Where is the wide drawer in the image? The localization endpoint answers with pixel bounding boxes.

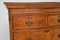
[13,27,60,40]
[14,29,46,40]
[13,13,46,29]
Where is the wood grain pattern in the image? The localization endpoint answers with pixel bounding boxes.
[14,30,46,40]
[13,14,46,29]
[48,15,60,27]
[9,8,60,13]
[4,2,60,40]
[53,29,60,40]
[13,29,55,40]
[4,2,60,9]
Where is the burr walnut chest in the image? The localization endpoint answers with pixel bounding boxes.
[4,2,60,40]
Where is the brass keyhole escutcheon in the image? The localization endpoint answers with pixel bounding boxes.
[26,21,32,26]
[25,37,32,40]
[26,16,32,26]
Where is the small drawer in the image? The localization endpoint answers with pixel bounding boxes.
[14,30,46,40]
[52,28,60,40]
[48,15,60,27]
[13,14,46,29]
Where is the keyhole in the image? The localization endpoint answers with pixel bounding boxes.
[26,21,32,26]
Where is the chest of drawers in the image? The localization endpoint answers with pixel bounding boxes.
[4,2,60,40]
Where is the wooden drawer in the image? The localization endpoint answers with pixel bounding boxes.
[14,29,47,40]
[53,28,60,40]
[13,14,46,29]
[13,28,55,40]
[48,15,60,27]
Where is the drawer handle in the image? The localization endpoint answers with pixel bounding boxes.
[58,34,60,38]
[44,29,49,33]
[26,16,32,19]
[26,21,32,26]
[25,37,32,40]
[57,19,60,23]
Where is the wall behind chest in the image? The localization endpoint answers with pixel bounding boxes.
[1,0,60,2]
[0,2,10,40]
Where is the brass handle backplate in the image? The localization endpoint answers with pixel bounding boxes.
[26,21,32,26]
[26,16,32,26]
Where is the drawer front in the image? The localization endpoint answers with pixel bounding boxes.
[13,28,60,40]
[53,28,60,40]
[13,14,46,29]
[48,15,60,27]
[14,30,46,40]
[45,29,54,40]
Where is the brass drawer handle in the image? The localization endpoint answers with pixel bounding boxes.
[58,34,60,38]
[57,19,60,23]
[26,16,32,19]
[26,21,32,26]
[25,37,32,40]
[25,16,32,26]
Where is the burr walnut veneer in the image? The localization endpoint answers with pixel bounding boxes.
[4,2,60,40]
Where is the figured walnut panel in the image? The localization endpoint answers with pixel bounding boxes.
[9,8,60,13]
[52,28,60,40]
[13,14,46,29]
[48,15,60,27]
[14,30,46,40]
[14,29,54,40]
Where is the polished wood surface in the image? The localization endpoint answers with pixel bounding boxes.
[4,2,60,40]
[4,2,60,9]
[13,14,46,29]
